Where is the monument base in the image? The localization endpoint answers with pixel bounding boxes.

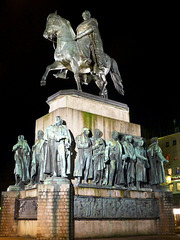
[0,179,74,240]
[74,186,175,239]
[0,184,175,239]
[37,178,73,240]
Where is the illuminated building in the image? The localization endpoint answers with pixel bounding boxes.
[158,132,180,231]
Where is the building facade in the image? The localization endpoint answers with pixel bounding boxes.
[158,132,180,231]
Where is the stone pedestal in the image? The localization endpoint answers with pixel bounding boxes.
[35,90,141,140]
[0,179,73,240]
[0,184,175,239]
[74,186,175,239]
[37,178,73,240]
[0,191,19,237]
[155,191,175,234]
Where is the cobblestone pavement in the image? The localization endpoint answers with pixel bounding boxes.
[0,235,180,240]
[76,234,180,240]
[0,238,35,240]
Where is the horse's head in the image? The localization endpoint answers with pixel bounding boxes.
[43,11,76,42]
[43,11,61,40]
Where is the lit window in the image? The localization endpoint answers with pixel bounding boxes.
[176,167,180,175]
[166,176,171,184]
[173,208,180,214]
[168,168,172,176]
[177,183,180,191]
[169,184,173,192]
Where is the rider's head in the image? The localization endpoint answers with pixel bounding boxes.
[82,10,91,20]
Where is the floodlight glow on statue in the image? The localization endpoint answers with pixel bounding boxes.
[40,10,124,98]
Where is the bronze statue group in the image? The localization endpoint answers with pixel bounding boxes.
[11,10,169,191]
[12,116,168,190]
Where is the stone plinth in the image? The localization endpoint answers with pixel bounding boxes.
[0,183,175,239]
[155,191,175,234]
[0,191,19,237]
[74,186,175,239]
[35,90,141,141]
[47,89,130,121]
[37,177,73,240]
[0,179,73,240]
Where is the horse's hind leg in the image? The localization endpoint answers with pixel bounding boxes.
[94,74,108,98]
[100,75,108,98]
[40,61,64,86]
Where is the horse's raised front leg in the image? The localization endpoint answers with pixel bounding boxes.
[40,61,64,86]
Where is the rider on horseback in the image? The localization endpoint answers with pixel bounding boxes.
[76,10,106,74]
[41,10,124,98]
[56,10,106,80]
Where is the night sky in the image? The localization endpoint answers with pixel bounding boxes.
[0,0,177,191]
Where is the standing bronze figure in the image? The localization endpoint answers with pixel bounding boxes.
[12,135,31,186]
[103,130,124,186]
[44,116,72,178]
[147,137,168,185]
[31,130,47,184]
[134,138,149,189]
[73,128,93,184]
[122,135,136,189]
[40,11,124,98]
[91,129,105,185]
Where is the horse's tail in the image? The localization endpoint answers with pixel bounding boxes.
[110,58,124,95]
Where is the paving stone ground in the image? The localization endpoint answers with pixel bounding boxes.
[1,235,180,240]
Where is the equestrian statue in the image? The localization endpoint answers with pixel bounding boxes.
[40,10,124,98]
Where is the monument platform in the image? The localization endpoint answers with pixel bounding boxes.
[0,179,73,239]
[35,90,141,141]
[73,186,174,239]
[0,184,175,239]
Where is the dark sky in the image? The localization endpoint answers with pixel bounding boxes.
[0,0,177,190]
